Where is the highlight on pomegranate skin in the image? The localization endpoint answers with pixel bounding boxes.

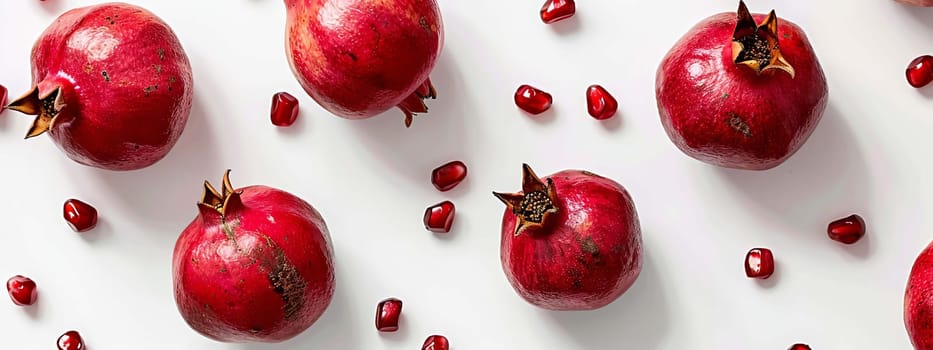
[271,92,300,127]
[56,330,85,350]
[514,85,553,115]
[540,0,576,24]
[656,1,828,170]
[283,0,444,127]
[375,298,403,332]
[745,248,775,279]
[5,3,194,171]
[6,275,38,306]
[907,55,933,88]
[493,164,643,310]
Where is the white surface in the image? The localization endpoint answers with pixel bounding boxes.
[0,0,930,348]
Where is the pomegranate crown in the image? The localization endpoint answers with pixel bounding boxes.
[198,169,244,219]
[5,86,67,139]
[492,164,560,236]
[731,0,795,78]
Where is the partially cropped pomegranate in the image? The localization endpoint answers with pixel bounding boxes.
[284,0,443,127]
[906,241,933,349]
[897,0,933,6]
[173,171,335,343]
[493,164,643,310]
[5,3,193,170]
[656,1,827,170]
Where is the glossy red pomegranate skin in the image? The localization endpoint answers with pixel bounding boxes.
[656,9,827,170]
[906,241,933,349]
[284,0,443,126]
[173,173,335,343]
[8,3,192,170]
[498,167,642,310]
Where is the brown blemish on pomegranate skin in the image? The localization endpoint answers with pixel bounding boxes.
[727,112,752,137]
[263,235,307,321]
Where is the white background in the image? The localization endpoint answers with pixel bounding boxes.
[0,0,930,348]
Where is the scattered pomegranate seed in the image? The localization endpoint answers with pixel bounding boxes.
[57,330,85,350]
[827,214,866,245]
[907,55,933,88]
[540,0,576,24]
[422,335,450,350]
[6,275,37,306]
[270,92,300,127]
[423,201,455,233]
[788,344,811,350]
[432,161,468,192]
[745,248,774,279]
[63,199,98,232]
[375,298,403,332]
[586,85,618,120]
[514,85,552,115]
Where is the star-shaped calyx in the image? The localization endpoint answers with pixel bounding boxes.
[731,1,795,78]
[198,169,244,221]
[493,164,560,236]
[397,78,436,127]
[5,86,67,139]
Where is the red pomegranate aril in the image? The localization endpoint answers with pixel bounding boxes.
[432,161,468,192]
[63,199,98,232]
[0,84,7,114]
[788,344,811,350]
[375,298,403,332]
[423,201,455,233]
[422,335,450,350]
[6,275,38,306]
[745,248,774,279]
[907,55,933,88]
[540,0,576,24]
[57,331,84,350]
[828,214,866,245]
[271,92,300,127]
[514,85,553,115]
[586,85,618,120]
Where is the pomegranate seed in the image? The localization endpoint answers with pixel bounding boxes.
[827,214,866,245]
[270,92,299,127]
[375,298,403,332]
[6,275,37,306]
[540,0,576,24]
[745,248,774,279]
[423,201,455,233]
[57,330,85,350]
[63,199,98,232]
[422,335,450,350]
[514,85,552,115]
[431,161,468,192]
[586,85,618,120]
[788,344,811,350]
[907,55,933,88]
[0,84,7,113]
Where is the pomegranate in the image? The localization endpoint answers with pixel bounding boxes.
[0,84,7,114]
[908,56,933,88]
[493,164,642,310]
[431,161,467,192]
[745,248,774,279]
[905,240,933,349]
[375,298,403,332]
[6,275,38,306]
[514,85,553,115]
[172,171,335,343]
[422,335,449,350]
[540,0,576,24]
[283,0,443,127]
[897,0,933,6]
[5,3,193,171]
[423,201,455,233]
[586,85,618,121]
[656,1,828,170]
[57,331,84,350]
[271,92,299,127]
[789,344,811,350]
[63,198,98,232]
[827,214,866,245]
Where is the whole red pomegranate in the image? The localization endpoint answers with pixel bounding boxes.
[906,241,933,349]
[6,3,192,171]
[897,0,933,6]
[172,171,335,343]
[655,1,827,170]
[493,164,643,310]
[284,0,443,127]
